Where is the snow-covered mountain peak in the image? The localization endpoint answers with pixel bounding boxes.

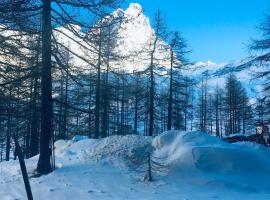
[116,3,153,55]
[125,3,143,17]
[110,3,172,72]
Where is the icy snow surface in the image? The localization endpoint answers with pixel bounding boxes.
[1,131,270,200]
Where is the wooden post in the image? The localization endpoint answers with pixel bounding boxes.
[148,153,152,182]
[14,136,33,200]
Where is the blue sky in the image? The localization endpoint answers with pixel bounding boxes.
[124,0,270,63]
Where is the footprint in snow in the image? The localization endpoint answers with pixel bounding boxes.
[87,189,106,194]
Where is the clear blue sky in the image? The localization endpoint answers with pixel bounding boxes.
[123,0,270,63]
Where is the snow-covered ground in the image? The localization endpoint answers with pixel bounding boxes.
[1,131,270,200]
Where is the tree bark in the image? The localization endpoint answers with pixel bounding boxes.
[37,0,53,174]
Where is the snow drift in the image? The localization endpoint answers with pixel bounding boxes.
[55,135,152,167]
[153,131,270,192]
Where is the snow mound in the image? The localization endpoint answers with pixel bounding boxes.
[152,131,225,164]
[153,131,270,191]
[153,131,224,150]
[55,135,152,166]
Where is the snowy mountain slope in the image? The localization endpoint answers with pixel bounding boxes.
[186,58,262,102]
[1,131,270,200]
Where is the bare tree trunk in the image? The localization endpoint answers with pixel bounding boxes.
[101,63,109,138]
[95,38,102,139]
[134,90,138,134]
[63,73,68,139]
[30,77,39,157]
[37,0,53,174]
[167,49,173,130]
[6,87,12,161]
[149,50,155,136]
[215,91,220,137]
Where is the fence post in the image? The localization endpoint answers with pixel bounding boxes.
[148,153,152,182]
[14,136,33,200]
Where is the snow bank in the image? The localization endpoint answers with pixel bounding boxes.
[152,131,226,165]
[54,135,89,154]
[153,130,270,191]
[55,135,152,167]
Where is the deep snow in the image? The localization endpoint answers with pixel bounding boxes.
[1,131,270,200]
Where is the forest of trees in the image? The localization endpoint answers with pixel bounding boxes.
[0,0,268,176]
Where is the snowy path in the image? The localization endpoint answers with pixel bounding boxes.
[0,159,184,200]
[1,159,270,200]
